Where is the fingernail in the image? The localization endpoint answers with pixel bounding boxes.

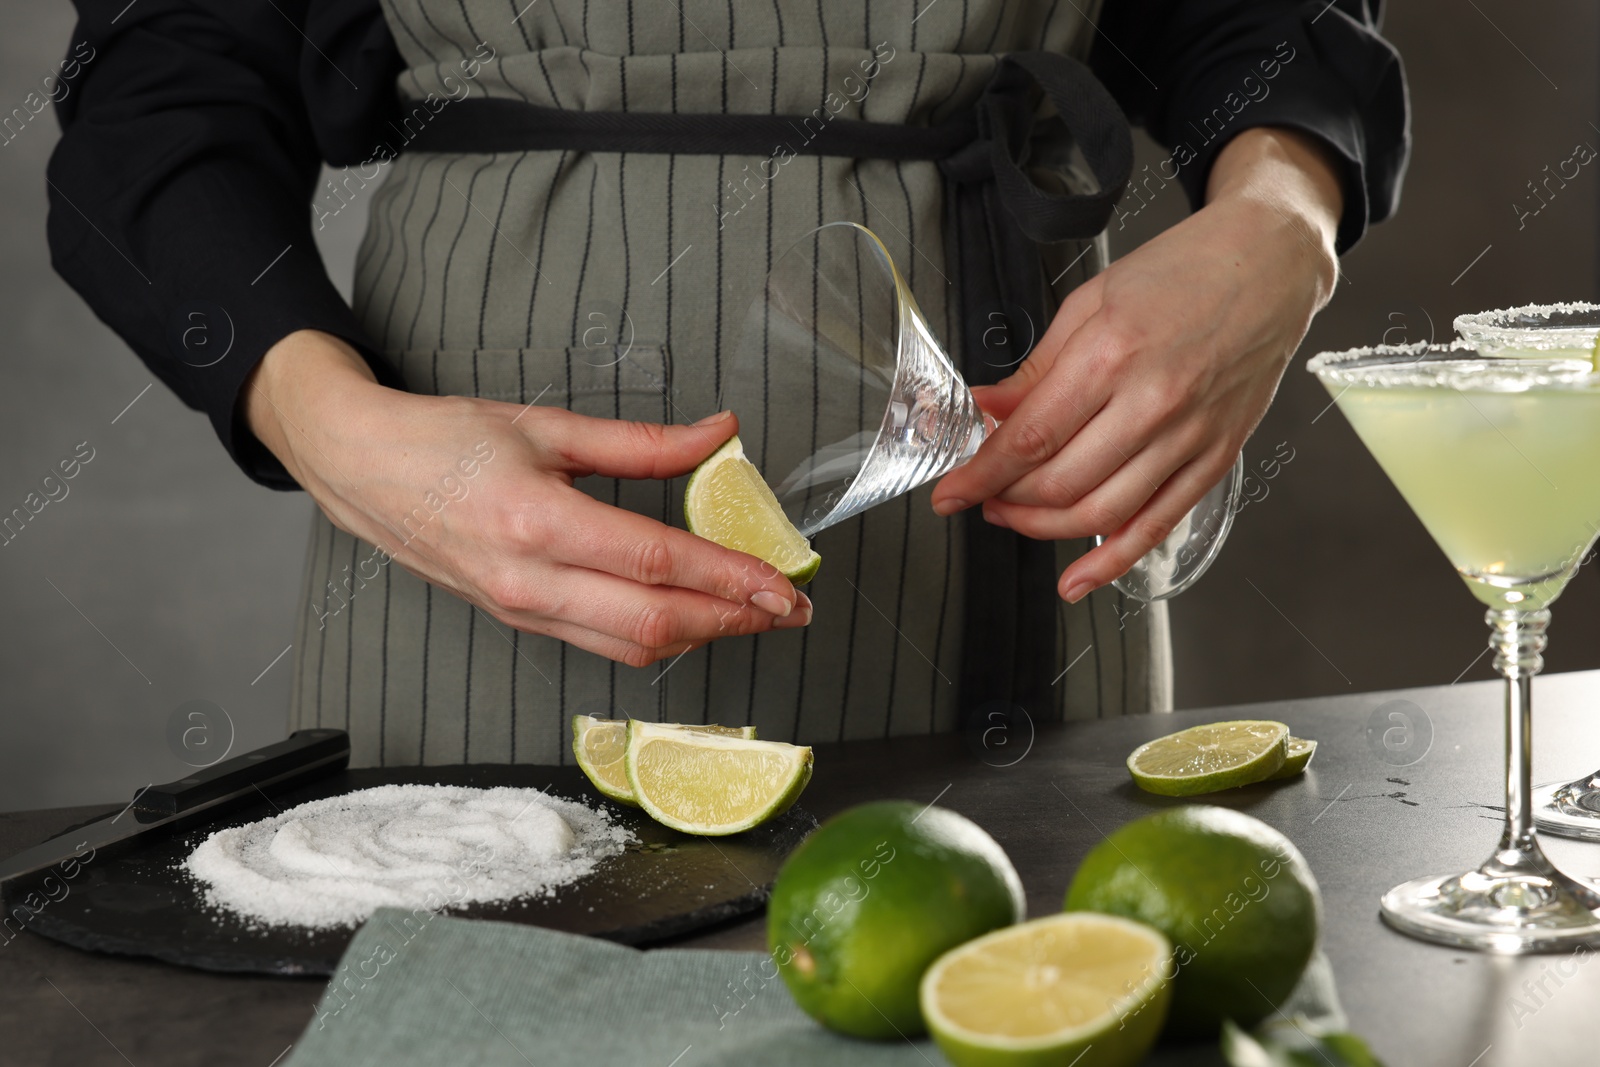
[984,507,1010,529]
[1062,580,1094,604]
[693,410,733,426]
[751,590,793,617]
[774,595,813,628]
[933,497,968,517]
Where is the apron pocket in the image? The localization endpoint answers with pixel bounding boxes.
[388,345,680,523]
[387,345,674,412]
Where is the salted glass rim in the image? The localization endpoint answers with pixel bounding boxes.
[1453,300,1600,347]
[1306,339,1598,391]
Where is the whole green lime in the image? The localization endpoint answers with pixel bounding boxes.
[1063,805,1320,1038]
[767,800,1025,1039]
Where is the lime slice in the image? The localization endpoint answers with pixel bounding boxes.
[1266,736,1317,781]
[920,912,1172,1067]
[684,435,821,584]
[1126,720,1289,797]
[624,720,812,835]
[571,715,756,806]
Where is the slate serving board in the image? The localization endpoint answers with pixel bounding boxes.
[6,764,816,976]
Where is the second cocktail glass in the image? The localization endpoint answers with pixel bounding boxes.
[1311,340,1600,952]
[1455,304,1600,841]
[720,221,1243,603]
[1455,301,1600,358]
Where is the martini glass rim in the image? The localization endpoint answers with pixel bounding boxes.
[1454,300,1600,348]
[1306,339,1598,391]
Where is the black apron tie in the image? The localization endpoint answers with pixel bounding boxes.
[403,51,1134,727]
[930,53,1131,731]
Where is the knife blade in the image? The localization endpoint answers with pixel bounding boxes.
[0,728,349,886]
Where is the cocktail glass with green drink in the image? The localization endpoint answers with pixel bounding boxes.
[1310,340,1600,952]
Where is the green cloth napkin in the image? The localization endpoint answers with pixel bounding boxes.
[284,908,1347,1067]
[285,907,936,1067]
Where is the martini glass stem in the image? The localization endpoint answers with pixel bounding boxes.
[1489,608,1548,867]
[1376,579,1600,950]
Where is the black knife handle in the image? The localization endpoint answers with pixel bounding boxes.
[134,729,350,816]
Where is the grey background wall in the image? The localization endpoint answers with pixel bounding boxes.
[0,2,1594,810]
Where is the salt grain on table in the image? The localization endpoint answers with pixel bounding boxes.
[183,785,633,929]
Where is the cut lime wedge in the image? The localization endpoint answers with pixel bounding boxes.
[684,435,821,585]
[1126,720,1290,797]
[571,715,756,806]
[920,912,1172,1067]
[624,720,812,835]
[1266,736,1317,781]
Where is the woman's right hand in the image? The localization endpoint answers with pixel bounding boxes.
[242,330,811,667]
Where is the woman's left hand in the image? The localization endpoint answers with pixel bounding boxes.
[929,127,1345,603]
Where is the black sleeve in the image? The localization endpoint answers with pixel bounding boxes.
[1090,0,1410,254]
[46,0,407,491]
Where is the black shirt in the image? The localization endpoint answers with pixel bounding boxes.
[45,0,1409,491]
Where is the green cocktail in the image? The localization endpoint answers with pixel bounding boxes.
[1312,341,1600,952]
[1334,360,1600,610]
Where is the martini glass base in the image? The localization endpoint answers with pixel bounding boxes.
[1533,777,1600,840]
[1380,850,1600,952]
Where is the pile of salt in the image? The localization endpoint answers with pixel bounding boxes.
[184,784,633,929]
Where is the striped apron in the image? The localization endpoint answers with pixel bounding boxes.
[288,0,1173,767]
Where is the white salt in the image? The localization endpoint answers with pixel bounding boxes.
[184,784,634,929]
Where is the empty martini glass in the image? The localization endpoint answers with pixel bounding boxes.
[720,221,1243,603]
[1311,340,1600,952]
[1456,304,1600,840]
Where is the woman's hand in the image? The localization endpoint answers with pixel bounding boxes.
[930,127,1344,602]
[243,330,810,667]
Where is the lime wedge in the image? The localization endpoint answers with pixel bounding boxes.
[920,912,1172,1067]
[684,435,821,585]
[624,720,812,835]
[1126,720,1289,797]
[571,715,756,806]
[1266,736,1317,781]
[1591,329,1600,372]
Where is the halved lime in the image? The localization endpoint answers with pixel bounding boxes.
[920,912,1172,1067]
[624,720,812,835]
[1267,736,1317,781]
[571,715,756,806]
[1126,720,1289,797]
[684,435,821,585]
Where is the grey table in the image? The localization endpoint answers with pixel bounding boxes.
[5,670,1600,1067]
